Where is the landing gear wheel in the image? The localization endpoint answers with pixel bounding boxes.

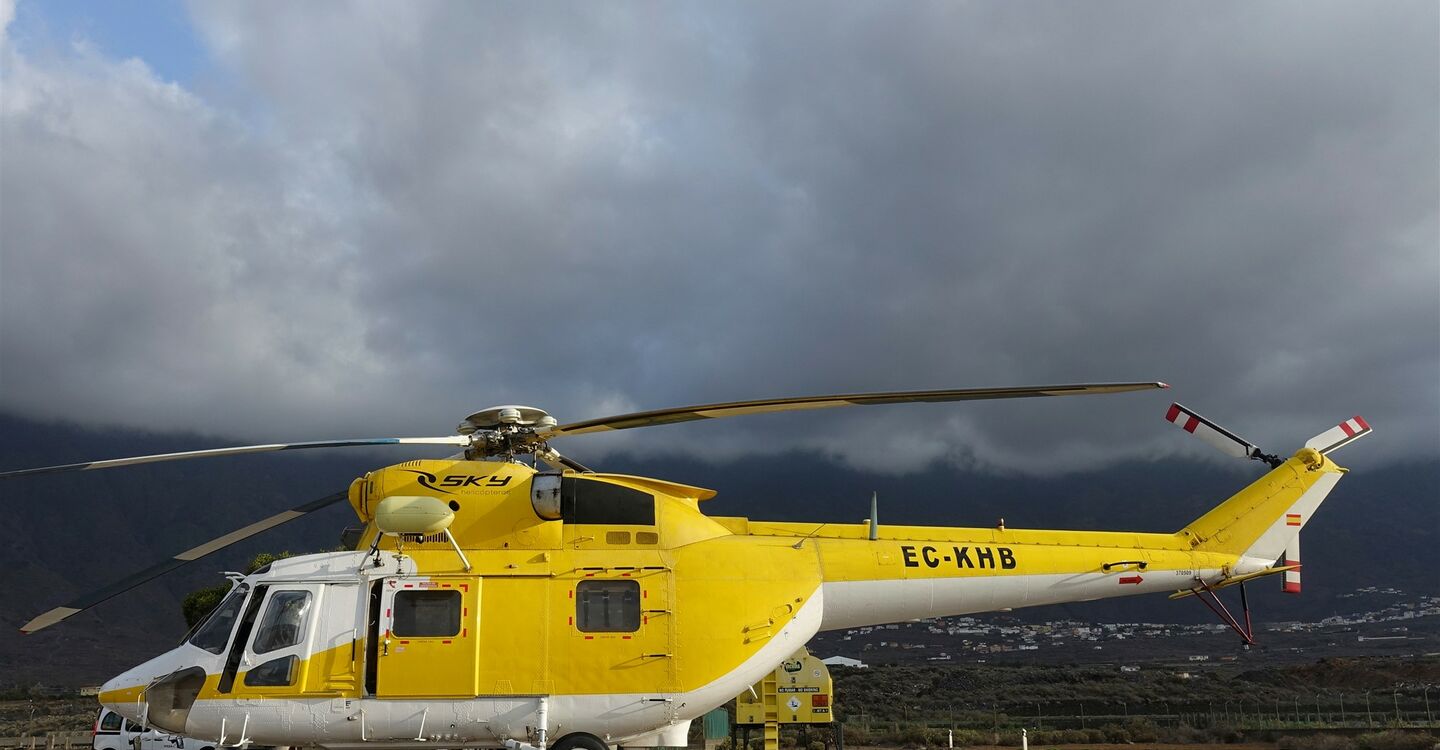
[551,733,609,750]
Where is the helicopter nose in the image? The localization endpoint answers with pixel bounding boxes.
[98,655,209,734]
[97,668,151,724]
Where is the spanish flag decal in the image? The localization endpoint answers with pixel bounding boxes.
[1286,513,1302,527]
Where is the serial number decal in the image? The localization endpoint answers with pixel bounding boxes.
[900,544,1017,570]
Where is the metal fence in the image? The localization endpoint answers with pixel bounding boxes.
[0,732,89,750]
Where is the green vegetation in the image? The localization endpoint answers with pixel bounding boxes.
[719,657,1440,747]
[1279,731,1440,750]
[180,551,295,628]
[827,657,1440,728]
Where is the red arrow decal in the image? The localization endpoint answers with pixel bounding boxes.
[1118,575,1144,585]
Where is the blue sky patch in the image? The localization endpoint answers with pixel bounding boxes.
[9,0,207,84]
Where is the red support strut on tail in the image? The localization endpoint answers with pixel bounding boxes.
[1191,580,1258,646]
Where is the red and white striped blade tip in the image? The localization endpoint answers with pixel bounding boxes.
[1164,403,1254,460]
[1304,416,1372,455]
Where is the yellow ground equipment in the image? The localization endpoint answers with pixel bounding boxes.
[735,647,834,750]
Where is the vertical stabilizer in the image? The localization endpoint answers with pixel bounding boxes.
[1178,449,1344,562]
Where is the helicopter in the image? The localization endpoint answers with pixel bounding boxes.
[2,383,1372,750]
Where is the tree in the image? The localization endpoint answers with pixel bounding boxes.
[181,551,294,628]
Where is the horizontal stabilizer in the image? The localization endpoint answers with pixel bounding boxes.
[1165,403,1278,466]
[1168,564,1301,600]
[1304,416,1372,455]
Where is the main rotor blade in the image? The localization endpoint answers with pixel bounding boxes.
[547,382,1168,437]
[0,436,471,480]
[20,490,349,634]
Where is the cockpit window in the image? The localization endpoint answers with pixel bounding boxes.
[188,584,249,654]
[252,591,311,654]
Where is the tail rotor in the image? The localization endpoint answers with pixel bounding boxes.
[1164,403,1281,467]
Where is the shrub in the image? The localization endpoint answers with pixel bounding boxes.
[1032,729,1087,744]
[1356,730,1440,750]
[895,725,931,745]
[1279,735,1356,750]
[1157,724,1209,744]
[1100,724,1131,743]
[1123,718,1159,743]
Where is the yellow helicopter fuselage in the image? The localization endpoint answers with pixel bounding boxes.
[98,449,1345,749]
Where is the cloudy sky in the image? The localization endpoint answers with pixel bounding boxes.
[1,1,1435,475]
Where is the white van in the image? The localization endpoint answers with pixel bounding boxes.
[93,709,147,750]
[133,730,217,750]
[92,709,215,750]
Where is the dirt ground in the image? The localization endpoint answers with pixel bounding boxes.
[966,745,1276,750]
[845,745,1279,750]
[848,745,1279,750]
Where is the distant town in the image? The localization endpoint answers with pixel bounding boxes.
[810,588,1440,667]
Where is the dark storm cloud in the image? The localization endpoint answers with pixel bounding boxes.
[2,1,1435,472]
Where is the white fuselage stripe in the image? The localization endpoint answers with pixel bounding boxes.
[819,569,1214,632]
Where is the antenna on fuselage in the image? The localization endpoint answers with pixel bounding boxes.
[868,491,879,541]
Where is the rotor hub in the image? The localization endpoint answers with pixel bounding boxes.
[458,405,558,459]
[458,405,557,433]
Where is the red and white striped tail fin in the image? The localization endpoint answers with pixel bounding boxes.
[1282,535,1301,594]
[1304,416,1372,455]
[1165,403,1278,466]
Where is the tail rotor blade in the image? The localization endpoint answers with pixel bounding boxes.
[1164,403,1279,467]
[0,436,471,481]
[1304,416,1372,455]
[20,490,349,634]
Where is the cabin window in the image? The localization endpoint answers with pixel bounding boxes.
[252,591,311,654]
[99,713,122,733]
[243,655,297,687]
[576,580,640,633]
[392,590,461,637]
[188,584,250,655]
